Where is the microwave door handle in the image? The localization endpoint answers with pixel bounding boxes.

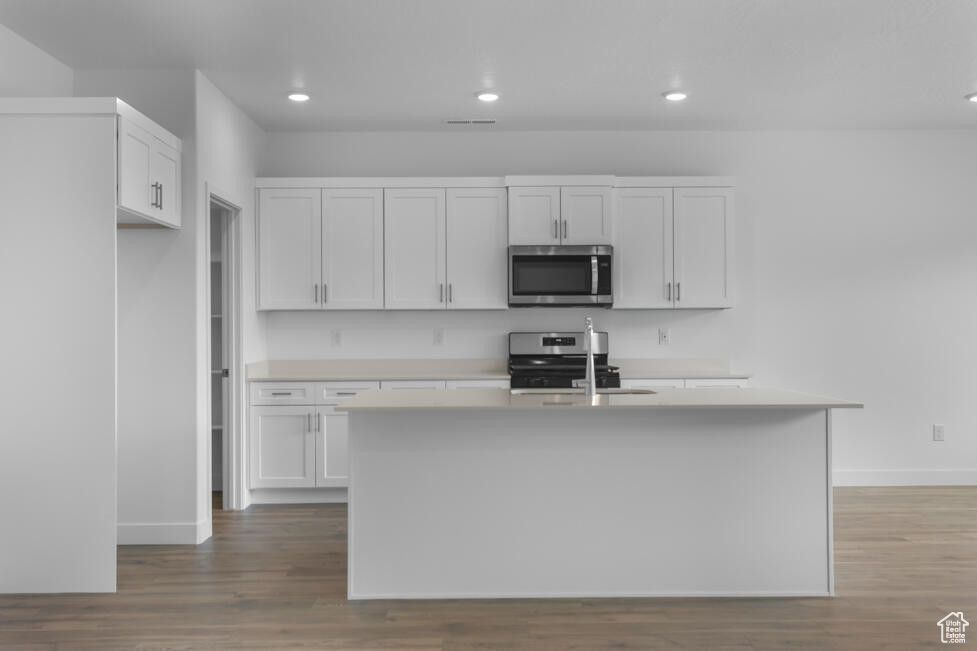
[591,256,599,295]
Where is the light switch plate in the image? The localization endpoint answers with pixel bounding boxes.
[933,424,945,441]
[658,328,670,345]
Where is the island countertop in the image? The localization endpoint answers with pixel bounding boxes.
[338,387,862,411]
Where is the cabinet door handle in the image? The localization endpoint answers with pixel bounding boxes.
[307,413,311,432]
[676,282,681,302]
[448,283,453,303]
[666,282,671,301]
[323,283,327,303]
[335,392,357,396]
[150,182,159,208]
[271,392,291,396]
[562,220,567,240]
[314,283,318,303]
[158,183,163,211]
[553,219,559,240]
[439,282,444,303]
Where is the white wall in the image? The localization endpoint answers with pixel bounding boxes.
[0,22,72,96]
[259,129,977,485]
[71,69,265,538]
[74,69,204,542]
[0,114,117,592]
[194,71,266,514]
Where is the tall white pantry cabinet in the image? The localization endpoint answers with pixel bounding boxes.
[0,97,182,595]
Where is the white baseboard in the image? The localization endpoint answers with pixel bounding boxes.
[250,488,348,504]
[833,469,977,486]
[118,518,210,545]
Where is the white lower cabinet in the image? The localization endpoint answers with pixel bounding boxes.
[250,382,378,491]
[316,404,349,488]
[249,405,316,488]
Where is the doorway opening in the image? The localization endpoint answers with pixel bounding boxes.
[207,192,242,514]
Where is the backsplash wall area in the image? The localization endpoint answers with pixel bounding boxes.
[262,307,742,362]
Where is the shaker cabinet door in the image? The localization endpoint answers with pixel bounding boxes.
[613,188,673,308]
[383,188,447,309]
[508,186,561,245]
[322,189,384,309]
[560,186,612,245]
[257,188,322,310]
[673,188,734,308]
[446,188,508,310]
[249,406,316,488]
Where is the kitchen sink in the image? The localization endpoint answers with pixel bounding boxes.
[509,388,656,395]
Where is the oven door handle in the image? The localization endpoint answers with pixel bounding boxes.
[591,256,599,295]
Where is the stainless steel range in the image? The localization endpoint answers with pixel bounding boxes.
[508,331,621,389]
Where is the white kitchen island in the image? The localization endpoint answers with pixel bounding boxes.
[340,387,861,600]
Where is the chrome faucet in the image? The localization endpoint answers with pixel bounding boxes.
[583,316,597,397]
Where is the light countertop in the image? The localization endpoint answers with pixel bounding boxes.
[246,359,509,381]
[246,358,749,382]
[338,387,862,412]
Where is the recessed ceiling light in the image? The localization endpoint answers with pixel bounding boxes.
[288,92,310,103]
[476,91,500,102]
[967,93,977,103]
[663,91,688,102]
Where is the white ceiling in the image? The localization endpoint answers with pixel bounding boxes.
[2,0,977,131]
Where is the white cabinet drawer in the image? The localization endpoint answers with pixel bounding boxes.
[314,381,380,403]
[380,380,447,390]
[621,378,686,389]
[250,382,316,405]
[445,379,510,389]
[685,378,749,388]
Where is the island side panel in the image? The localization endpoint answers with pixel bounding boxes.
[348,407,831,599]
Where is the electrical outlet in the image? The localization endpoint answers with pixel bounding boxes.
[933,424,945,442]
[433,328,445,346]
[658,328,670,345]
[331,330,342,346]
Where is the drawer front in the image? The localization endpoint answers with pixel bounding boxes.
[380,380,447,390]
[314,381,380,403]
[445,379,510,389]
[250,382,316,405]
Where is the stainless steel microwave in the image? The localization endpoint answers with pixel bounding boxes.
[508,245,613,307]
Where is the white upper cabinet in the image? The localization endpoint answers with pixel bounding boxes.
[508,186,561,245]
[117,116,181,228]
[509,185,612,245]
[560,186,613,245]
[383,188,447,309]
[446,188,508,310]
[673,188,734,309]
[613,188,674,308]
[322,189,384,310]
[257,188,322,310]
[150,140,180,227]
[118,118,154,218]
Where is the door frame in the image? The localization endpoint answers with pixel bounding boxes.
[205,183,246,512]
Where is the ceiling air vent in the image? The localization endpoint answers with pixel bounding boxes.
[444,119,497,125]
